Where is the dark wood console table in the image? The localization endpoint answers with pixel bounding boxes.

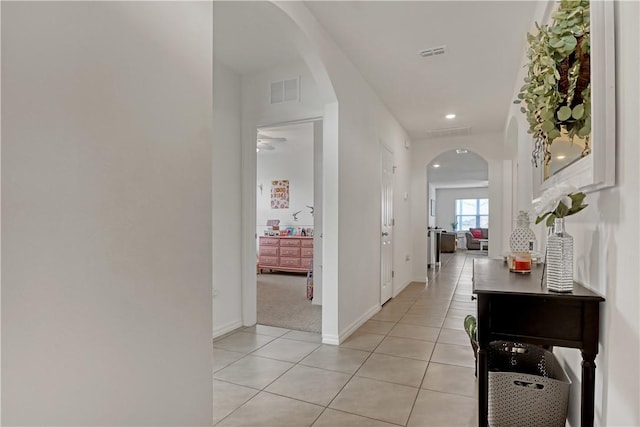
[472,259,604,427]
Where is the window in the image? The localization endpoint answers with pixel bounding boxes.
[454,199,489,231]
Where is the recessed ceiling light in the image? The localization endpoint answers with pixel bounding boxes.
[445,114,456,119]
[432,164,440,168]
[256,148,260,152]
[556,154,566,160]
[456,149,468,154]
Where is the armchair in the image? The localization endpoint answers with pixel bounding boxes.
[440,232,456,253]
[465,228,489,250]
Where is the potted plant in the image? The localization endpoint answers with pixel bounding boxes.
[514,0,591,167]
[450,221,458,231]
[464,314,478,377]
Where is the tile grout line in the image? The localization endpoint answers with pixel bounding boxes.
[405,251,467,426]
[433,255,466,344]
[319,285,441,426]
[214,331,321,425]
[392,253,458,426]
[314,311,401,426]
[215,252,477,426]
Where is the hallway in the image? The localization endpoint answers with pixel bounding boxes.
[213,251,480,426]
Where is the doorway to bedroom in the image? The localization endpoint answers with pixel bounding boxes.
[255,120,322,333]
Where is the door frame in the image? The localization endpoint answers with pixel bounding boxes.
[380,143,394,304]
[245,116,324,328]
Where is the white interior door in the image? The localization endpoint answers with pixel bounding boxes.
[381,145,394,304]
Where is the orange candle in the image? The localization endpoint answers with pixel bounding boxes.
[515,258,531,271]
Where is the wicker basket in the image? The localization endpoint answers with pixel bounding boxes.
[488,341,571,427]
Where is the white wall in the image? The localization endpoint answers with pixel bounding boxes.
[428,182,436,228]
[2,3,213,425]
[320,102,340,339]
[240,58,326,327]
[275,2,414,343]
[243,60,326,127]
[390,138,414,299]
[312,121,324,306]
[334,89,414,340]
[487,159,507,260]
[435,187,489,230]
[506,1,640,425]
[256,135,314,236]
[213,60,243,338]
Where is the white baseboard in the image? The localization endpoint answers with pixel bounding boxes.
[213,319,243,340]
[336,304,381,344]
[321,334,340,345]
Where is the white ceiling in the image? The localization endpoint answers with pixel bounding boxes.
[257,122,314,155]
[213,1,538,184]
[305,1,538,140]
[213,2,305,75]
[428,150,488,189]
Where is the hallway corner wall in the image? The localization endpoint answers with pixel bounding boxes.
[2,3,214,424]
[506,2,640,425]
[213,60,243,338]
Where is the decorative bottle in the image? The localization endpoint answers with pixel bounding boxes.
[509,211,536,253]
[508,211,536,273]
[546,218,573,292]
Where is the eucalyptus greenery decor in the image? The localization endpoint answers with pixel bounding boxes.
[514,0,591,167]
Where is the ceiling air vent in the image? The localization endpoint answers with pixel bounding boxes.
[270,77,300,104]
[419,45,447,58]
[425,126,472,139]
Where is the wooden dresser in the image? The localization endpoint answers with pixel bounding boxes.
[258,236,313,273]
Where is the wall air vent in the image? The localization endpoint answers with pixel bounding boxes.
[425,126,472,139]
[419,45,447,58]
[270,77,300,104]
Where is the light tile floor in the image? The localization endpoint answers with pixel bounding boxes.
[213,251,480,426]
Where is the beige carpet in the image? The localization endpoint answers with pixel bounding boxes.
[257,272,322,333]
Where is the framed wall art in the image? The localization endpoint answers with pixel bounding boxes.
[525,0,616,201]
[271,180,289,209]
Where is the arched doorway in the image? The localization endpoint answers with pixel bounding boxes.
[427,149,489,253]
[212,1,339,341]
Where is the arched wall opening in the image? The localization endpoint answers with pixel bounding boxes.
[212,1,339,341]
[426,149,489,238]
[221,2,341,341]
[273,2,416,344]
[218,1,428,345]
[410,133,513,281]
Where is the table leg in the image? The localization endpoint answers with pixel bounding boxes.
[581,351,596,427]
[478,345,488,427]
[476,295,490,427]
